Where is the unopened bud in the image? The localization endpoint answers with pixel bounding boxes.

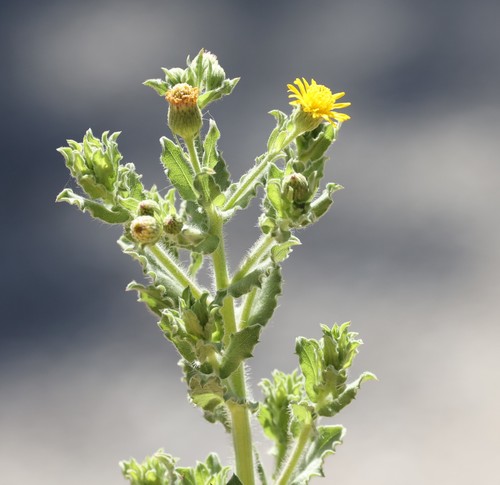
[130,215,162,245]
[283,173,310,203]
[163,214,183,235]
[138,199,160,216]
[165,83,203,140]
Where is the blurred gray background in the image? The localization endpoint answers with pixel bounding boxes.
[1,0,499,483]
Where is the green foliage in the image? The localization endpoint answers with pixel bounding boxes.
[296,323,377,416]
[258,370,304,471]
[58,50,371,485]
[290,425,345,484]
[144,49,239,110]
[120,450,232,485]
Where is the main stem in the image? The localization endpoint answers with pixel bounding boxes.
[186,136,255,485]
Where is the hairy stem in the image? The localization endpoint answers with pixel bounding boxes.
[223,132,298,212]
[186,135,256,485]
[276,421,313,485]
[148,245,202,299]
[232,233,275,283]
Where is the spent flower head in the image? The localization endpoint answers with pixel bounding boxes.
[165,83,202,140]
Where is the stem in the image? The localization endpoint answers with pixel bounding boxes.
[148,245,202,299]
[184,136,202,175]
[232,233,275,283]
[228,401,256,485]
[239,287,257,330]
[223,131,298,212]
[276,421,313,485]
[186,136,256,484]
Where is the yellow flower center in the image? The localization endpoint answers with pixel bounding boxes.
[288,78,351,124]
[165,83,199,108]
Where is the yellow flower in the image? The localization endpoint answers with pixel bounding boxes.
[288,78,351,125]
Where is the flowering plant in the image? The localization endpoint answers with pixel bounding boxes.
[57,50,374,485]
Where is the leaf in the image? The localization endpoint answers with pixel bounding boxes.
[226,474,243,485]
[160,137,197,201]
[246,265,282,328]
[202,120,221,169]
[221,262,273,300]
[213,152,232,192]
[254,448,269,485]
[56,188,130,224]
[189,374,226,411]
[188,252,204,277]
[318,372,377,417]
[271,236,301,264]
[266,179,285,217]
[309,182,343,221]
[219,325,262,379]
[194,171,221,207]
[126,281,176,316]
[143,78,169,96]
[118,236,185,300]
[290,425,345,484]
[198,77,240,109]
[296,123,337,164]
[295,338,322,403]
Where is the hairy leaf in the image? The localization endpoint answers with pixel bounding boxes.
[295,338,322,403]
[56,188,130,224]
[246,265,282,328]
[219,325,262,379]
[160,137,197,201]
[290,425,345,484]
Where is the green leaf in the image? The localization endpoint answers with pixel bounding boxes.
[246,265,282,328]
[126,281,176,316]
[258,370,304,471]
[198,77,240,109]
[271,236,301,263]
[296,123,337,164]
[219,325,262,379]
[213,152,232,192]
[266,179,285,217]
[120,449,180,485]
[309,182,343,221]
[254,448,269,485]
[118,236,185,300]
[226,474,244,485]
[202,120,221,169]
[295,338,322,403]
[160,137,197,201]
[188,252,204,277]
[318,372,377,417]
[194,171,222,207]
[221,262,273,300]
[56,188,130,224]
[290,425,345,484]
[189,374,226,411]
[143,78,169,96]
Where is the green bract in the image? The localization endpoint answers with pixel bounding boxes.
[57,50,374,485]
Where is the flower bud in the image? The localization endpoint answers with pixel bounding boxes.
[165,83,203,140]
[283,173,310,203]
[130,215,162,245]
[138,199,160,216]
[202,51,225,90]
[163,214,183,235]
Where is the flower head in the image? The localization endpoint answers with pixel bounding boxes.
[165,83,199,107]
[164,83,202,139]
[288,78,351,126]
